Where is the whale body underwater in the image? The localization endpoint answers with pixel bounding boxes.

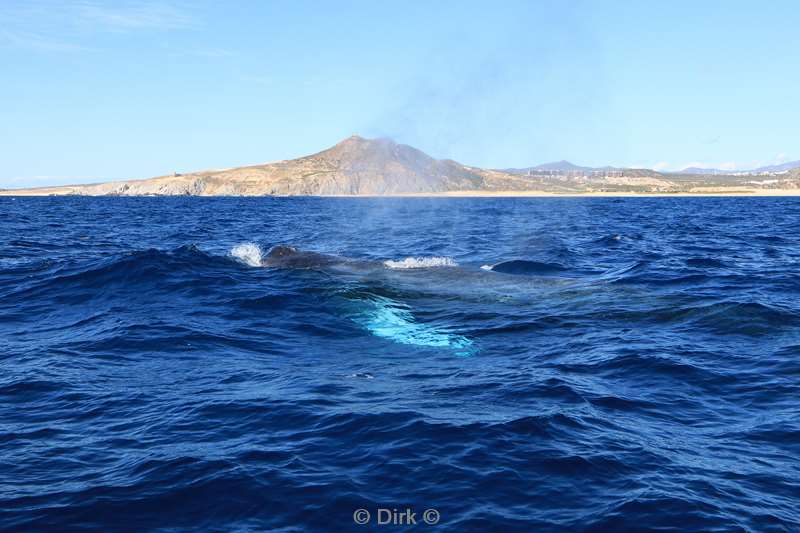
[229,244,576,355]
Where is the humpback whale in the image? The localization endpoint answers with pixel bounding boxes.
[484,259,567,276]
[232,244,580,355]
[261,245,385,270]
[258,245,475,354]
[260,245,576,283]
[262,245,342,268]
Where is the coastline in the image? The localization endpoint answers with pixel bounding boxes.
[337,189,800,198]
[3,188,800,198]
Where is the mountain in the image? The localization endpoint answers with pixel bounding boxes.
[506,160,633,174]
[752,161,800,173]
[2,137,799,196]
[507,160,599,173]
[10,136,520,196]
[532,160,591,172]
[677,167,735,175]
[677,160,800,175]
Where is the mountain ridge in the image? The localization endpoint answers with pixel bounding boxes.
[676,160,800,174]
[2,136,799,196]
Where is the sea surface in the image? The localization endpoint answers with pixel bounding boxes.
[1,196,799,532]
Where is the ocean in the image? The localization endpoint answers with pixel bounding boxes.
[1,196,799,531]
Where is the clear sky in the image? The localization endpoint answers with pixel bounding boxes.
[1,0,798,187]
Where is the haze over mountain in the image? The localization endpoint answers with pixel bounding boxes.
[678,167,737,175]
[531,161,592,172]
[753,160,800,173]
[2,136,799,196]
[506,161,626,173]
[677,160,800,175]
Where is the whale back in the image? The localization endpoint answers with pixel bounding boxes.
[263,245,339,268]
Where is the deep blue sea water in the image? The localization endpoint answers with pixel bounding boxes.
[1,196,799,532]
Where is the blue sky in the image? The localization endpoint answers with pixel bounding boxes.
[1,0,798,187]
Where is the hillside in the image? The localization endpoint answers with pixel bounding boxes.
[3,136,800,196]
[2,136,528,196]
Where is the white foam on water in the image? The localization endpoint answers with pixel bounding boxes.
[480,264,493,271]
[230,242,263,267]
[383,256,458,269]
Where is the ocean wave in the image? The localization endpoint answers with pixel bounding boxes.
[594,234,625,246]
[1,245,241,307]
[4,197,800,531]
[685,257,728,268]
[383,256,458,269]
[593,233,642,246]
[691,301,800,335]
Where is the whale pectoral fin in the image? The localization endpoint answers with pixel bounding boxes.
[345,294,475,355]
